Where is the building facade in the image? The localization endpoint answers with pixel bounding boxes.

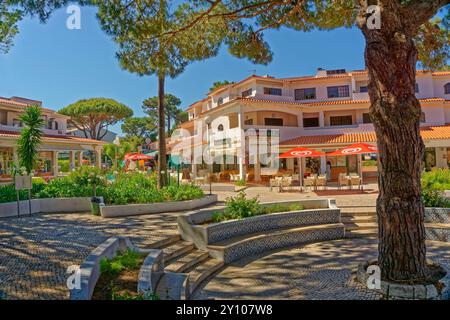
[169,69,450,181]
[0,96,104,182]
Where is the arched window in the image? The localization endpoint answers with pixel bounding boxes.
[217,97,224,105]
[445,83,450,94]
[217,124,224,132]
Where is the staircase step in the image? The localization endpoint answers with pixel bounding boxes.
[345,229,378,238]
[341,216,377,223]
[155,272,189,300]
[148,235,181,249]
[188,258,224,295]
[164,250,210,273]
[162,241,195,262]
[341,211,377,217]
[344,222,378,231]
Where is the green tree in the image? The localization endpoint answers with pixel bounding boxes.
[0,3,21,53]
[161,0,450,282]
[17,106,44,173]
[103,140,134,169]
[59,98,133,141]
[417,18,449,70]
[95,0,228,188]
[209,80,235,92]
[142,94,182,132]
[121,117,156,139]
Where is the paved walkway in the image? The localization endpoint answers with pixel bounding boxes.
[0,186,385,300]
[0,212,179,299]
[193,239,450,300]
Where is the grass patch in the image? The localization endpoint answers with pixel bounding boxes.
[92,249,159,300]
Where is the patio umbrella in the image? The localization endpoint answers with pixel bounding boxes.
[279,147,325,192]
[326,143,378,187]
[124,153,154,161]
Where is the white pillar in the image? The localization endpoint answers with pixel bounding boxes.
[52,151,59,176]
[77,151,83,167]
[287,158,294,171]
[238,107,246,180]
[95,148,102,169]
[320,156,326,174]
[191,162,197,178]
[69,151,76,171]
[12,147,18,165]
[319,111,325,128]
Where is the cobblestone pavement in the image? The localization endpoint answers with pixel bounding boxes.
[0,212,179,299]
[193,239,450,300]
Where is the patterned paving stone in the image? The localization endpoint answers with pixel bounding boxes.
[193,238,450,300]
[0,212,180,300]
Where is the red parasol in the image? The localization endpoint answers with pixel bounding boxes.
[326,143,377,156]
[279,147,325,158]
[125,153,154,161]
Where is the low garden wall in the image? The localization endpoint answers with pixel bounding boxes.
[0,197,102,218]
[100,194,218,218]
[178,199,343,251]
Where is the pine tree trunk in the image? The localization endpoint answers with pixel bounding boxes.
[359,3,428,281]
[158,75,167,189]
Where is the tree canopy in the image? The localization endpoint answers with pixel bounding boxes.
[121,117,156,139]
[142,93,183,132]
[59,98,133,141]
[209,80,236,92]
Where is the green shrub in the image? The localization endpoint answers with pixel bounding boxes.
[100,249,143,277]
[235,179,246,187]
[212,192,305,222]
[422,188,450,208]
[0,179,46,203]
[36,177,95,198]
[58,160,70,173]
[422,169,450,191]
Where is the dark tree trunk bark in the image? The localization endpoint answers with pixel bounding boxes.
[358,1,429,281]
[158,75,167,189]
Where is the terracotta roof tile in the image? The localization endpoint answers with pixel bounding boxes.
[281,124,450,146]
[0,130,104,144]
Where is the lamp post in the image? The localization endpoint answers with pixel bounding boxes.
[113,136,121,170]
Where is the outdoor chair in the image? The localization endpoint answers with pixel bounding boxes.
[350,175,362,190]
[280,177,293,192]
[303,177,315,191]
[269,178,281,192]
[338,173,350,189]
[316,175,327,190]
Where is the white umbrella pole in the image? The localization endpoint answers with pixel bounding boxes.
[358,154,363,191]
[300,157,304,193]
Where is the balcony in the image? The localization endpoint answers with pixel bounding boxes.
[0,124,65,136]
[352,92,369,100]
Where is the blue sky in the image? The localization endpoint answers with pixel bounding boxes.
[0,6,366,134]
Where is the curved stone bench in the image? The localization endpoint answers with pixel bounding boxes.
[178,199,345,263]
[208,223,345,264]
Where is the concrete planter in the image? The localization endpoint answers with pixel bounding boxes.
[0,197,103,218]
[70,236,154,300]
[357,259,450,300]
[178,199,343,251]
[100,194,218,218]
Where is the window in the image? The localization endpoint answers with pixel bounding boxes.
[330,115,353,126]
[217,97,224,105]
[445,83,450,94]
[244,119,253,125]
[263,87,282,96]
[241,89,252,97]
[327,85,350,98]
[295,88,316,100]
[12,119,22,127]
[217,124,224,131]
[360,86,368,93]
[362,113,372,124]
[415,83,419,93]
[303,117,319,128]
[420,112,426,123]
[264,118,283,126]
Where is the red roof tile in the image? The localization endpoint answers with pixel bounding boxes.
[281,125,450,146]
[0,130,104,144]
